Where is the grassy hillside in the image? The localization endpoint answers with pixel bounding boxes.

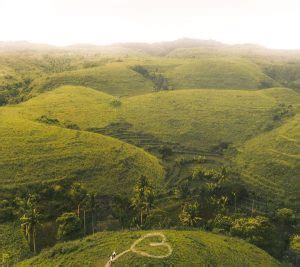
[0,105,164,195]
[18,230,279,267]
[13,85,300,209]
[19,86,119,129]
[31,63,155,97]
[163,57,277,90]
[122,88,299,150]
[236,115,300,209]
[18,86,299,152]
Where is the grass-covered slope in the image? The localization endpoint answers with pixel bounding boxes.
[123,88,298,150]
[4,85,298,207]
[18,230,278,267]
[18,86,298,151]
[236,115,300,208]
[163,57,277,90]
[19,85,118,129]
[31,63,154,97]
[0,106,164,194]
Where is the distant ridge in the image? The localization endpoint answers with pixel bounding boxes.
[1,38,300,56]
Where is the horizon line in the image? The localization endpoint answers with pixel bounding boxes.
[0,38,300,51]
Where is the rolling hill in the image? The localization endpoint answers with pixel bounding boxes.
[9,85,299,208]
[0,42,299,266]
[30,63,155,97]
[0,103,164,195]
[17,85,299,152]
[163,57,277,90]
[236,115,300,209]
[18,230,279,267]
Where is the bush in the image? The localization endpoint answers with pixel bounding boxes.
[275,208,296,226]
[110,99,122,107]
[230,216,275,250]
[158,145,173,159]
[192,166,206,181]
[212,214,233,233]
[56,212,81,241]
[290,235,300,256]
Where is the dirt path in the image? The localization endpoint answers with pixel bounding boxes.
[105,232,172,267]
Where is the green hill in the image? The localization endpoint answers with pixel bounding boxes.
[12,85,300,208]
[18,86,298,152]
[236,115,300,209]
[0,104,164,195]
[163,57,277,90]
[18,230,278,267]
[31,63,155,97]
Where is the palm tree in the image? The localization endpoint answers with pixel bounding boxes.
[179,202,202,227]
[89,193,97,234]
[83,192,97,235]
[19,195,40,254]
[131,176,155,227]
[69,183,87,217]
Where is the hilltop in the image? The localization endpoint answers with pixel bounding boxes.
[18,230,279,267]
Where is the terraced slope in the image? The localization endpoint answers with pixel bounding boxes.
[123,88,299,150]
[18,230,279,267]
[31,63,154,96]
[236,115,300,209]
[0,106,164,195]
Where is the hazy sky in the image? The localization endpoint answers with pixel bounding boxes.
[0,0,299,49]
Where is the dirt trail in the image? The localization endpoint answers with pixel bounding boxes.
[105,232,172,267]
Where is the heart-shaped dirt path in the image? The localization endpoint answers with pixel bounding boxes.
[105,232,172,266]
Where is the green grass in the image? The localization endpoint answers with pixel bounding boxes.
[236,115,300,208]
[163,57,277,90]
[0,223,31,266]
[8,85,299,208]
[19,85,119,129]
[18,86,299,152]
[18,230,279,267]
[31,62,155,97]
[0,104,165,195]
[122,88,282,150]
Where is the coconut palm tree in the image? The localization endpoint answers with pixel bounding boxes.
[19,195,40,254]
[131,176,155,227]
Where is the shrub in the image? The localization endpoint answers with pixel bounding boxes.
[110,99,122,107]
[212,214,233,232]
[230,216,275,250]
[275,208,296,225]
[290,235,300,256]
[56,212,81,241]
[179,202,202,227]
[158,145,173,159]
